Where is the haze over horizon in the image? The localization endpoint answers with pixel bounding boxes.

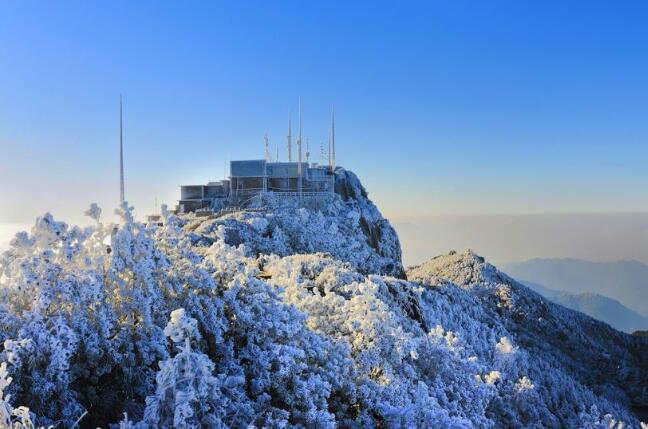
[2,1,648,270]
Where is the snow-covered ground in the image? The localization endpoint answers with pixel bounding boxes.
[0,169,645,428]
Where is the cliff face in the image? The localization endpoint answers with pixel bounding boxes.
[333,168,403,276]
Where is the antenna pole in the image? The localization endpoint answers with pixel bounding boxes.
[119,94,125,203]
[328,123,332,168]
[297,98,302,197]
[264,132,270,161]
[287,113,292,162]
[331,107,336,171]
[306,138,310,163]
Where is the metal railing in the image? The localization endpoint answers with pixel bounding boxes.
[266,191,333,198]
[232,186,333,197]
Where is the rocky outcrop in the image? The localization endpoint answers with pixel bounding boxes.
[181,168,405,277]
[333,168,404,277]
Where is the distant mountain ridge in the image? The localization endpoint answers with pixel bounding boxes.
[503,258,648,318]
[519,280,648,333]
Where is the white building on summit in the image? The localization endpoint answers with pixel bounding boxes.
[177,106,338,213]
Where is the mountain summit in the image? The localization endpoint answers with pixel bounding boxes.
[0,168,645,428]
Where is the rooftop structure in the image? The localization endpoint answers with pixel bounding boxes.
[177,161,336,213]
[177,103,338,213]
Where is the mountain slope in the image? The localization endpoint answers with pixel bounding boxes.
[0,169,645,428]
[408,252,647,426]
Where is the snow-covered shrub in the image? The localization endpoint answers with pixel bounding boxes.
[0,362,49,428]
[0,183,643,428]
[495,336,517,355]
[138,309,226,428]
[408,250,646,428]
[578,405,629,429]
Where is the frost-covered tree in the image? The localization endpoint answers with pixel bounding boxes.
[0,178,644,428]
[138,309,227,428]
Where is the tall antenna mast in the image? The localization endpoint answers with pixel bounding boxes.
[287,114,292,162]
[264,132,270,161]
[119,94,125,203]
[328,124,332,168]
[306,138,310,163]
[275,142,279,162]
[297,98,303,197]
[331,107,336,171]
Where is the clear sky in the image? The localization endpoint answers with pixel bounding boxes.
[1,1,648,263]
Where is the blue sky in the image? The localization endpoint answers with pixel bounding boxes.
[1,0,648,228]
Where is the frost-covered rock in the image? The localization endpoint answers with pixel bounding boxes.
[181,168,404,278]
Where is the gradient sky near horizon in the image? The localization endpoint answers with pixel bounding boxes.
[2,1,648,264]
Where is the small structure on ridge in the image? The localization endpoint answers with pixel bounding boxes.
[176,104,338,213]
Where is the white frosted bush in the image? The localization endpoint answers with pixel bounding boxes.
[138,309,225,429]
[495,336,517,355]
[0,185,641,428]
[0,362,49,429]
